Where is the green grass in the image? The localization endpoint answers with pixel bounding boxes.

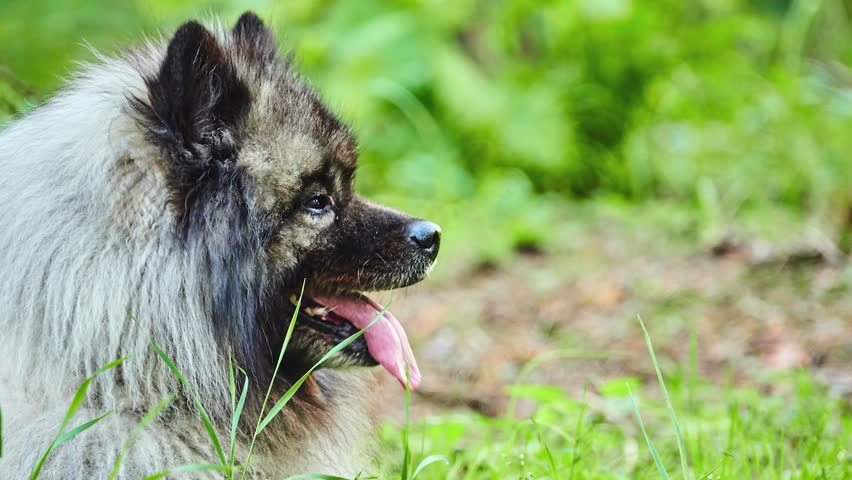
[108,395,175,480]
[377,329,851,479]
[29,356,129,479]
[20,294,852,479]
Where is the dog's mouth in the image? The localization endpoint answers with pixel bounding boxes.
[288,292,421,390]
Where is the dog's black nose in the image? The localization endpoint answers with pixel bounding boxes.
[406,221,441,258]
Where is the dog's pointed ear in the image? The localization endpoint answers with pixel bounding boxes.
[233,11,276,63]
[141,21,249,149]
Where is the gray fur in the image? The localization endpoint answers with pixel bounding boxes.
[0,18,397,479]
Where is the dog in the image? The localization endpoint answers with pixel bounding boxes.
[0,12,440,478]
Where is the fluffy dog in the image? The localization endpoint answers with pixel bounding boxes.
[0,12,440,478]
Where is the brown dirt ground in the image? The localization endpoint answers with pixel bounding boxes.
[373,215,852,420]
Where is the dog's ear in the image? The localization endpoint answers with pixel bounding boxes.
[133,21,251,224]
[139,21,250,150]
[233,11,276,63]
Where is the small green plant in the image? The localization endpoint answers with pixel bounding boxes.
[397,368,449,480]
[638,315,690,479]
[108,395,175,480]
[227,355,249,478]
[137,282,388,478]
[25,283,437,480]
[127,310,231,474]
[19,306,852,480]
[29,356,129,479]
[377,318,851,479]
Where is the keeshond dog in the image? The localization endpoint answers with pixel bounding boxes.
[0,12,440,478]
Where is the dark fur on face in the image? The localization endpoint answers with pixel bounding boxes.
[130,13,440,390]
[131,21,251,228]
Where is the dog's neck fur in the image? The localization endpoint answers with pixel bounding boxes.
[0,25,378,477]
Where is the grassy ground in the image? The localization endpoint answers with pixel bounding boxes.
[377,365,850,479]
[366,202,851,479]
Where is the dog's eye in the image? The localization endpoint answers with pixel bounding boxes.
[303,193,333,214]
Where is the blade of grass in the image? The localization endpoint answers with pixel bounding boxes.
[723,400,739,478]
[227,354,237,480]
[128,310,226,466]
[412,455,449,479]
[229,364,249,476]
[148,335,226,465]
[567,382,588,480]
[284,475,353,480]
[638,316,689,480]
[260,281,305,413]
[417,422,425,479]
[229,353,237,417]
[31,409,117,477]
[689,325,697,414]
[142,463,235,480]
[532,419,559,479]
[257,307,386,434]
[628,384,670,480]
[243,305,382,478]
[533,419,574,442]
[30,356,128,479]
[401,366,411,480]
[108,395,174,480]
[53,409,115,447]
[499,416,527,460]
[240,281,305,480]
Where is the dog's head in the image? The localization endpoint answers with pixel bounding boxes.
[131,13,439,389]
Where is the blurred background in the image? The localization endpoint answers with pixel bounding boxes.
[2,1,851,475]
[2,1,852,263]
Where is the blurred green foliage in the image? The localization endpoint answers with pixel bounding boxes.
[1,0,851,261]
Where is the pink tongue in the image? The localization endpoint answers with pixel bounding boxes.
[310,295,421,390]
